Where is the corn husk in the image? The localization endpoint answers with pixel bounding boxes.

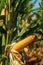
[9,51,24,65]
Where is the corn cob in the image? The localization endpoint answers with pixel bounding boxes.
[11,35,36,51]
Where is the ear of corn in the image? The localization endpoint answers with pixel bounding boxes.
[11,35,35,51]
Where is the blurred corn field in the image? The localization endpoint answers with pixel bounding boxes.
[0,0,43,65]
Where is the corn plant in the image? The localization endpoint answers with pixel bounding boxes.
[0,0,43,65]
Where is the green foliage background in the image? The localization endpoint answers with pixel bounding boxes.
[0,0,43,65]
